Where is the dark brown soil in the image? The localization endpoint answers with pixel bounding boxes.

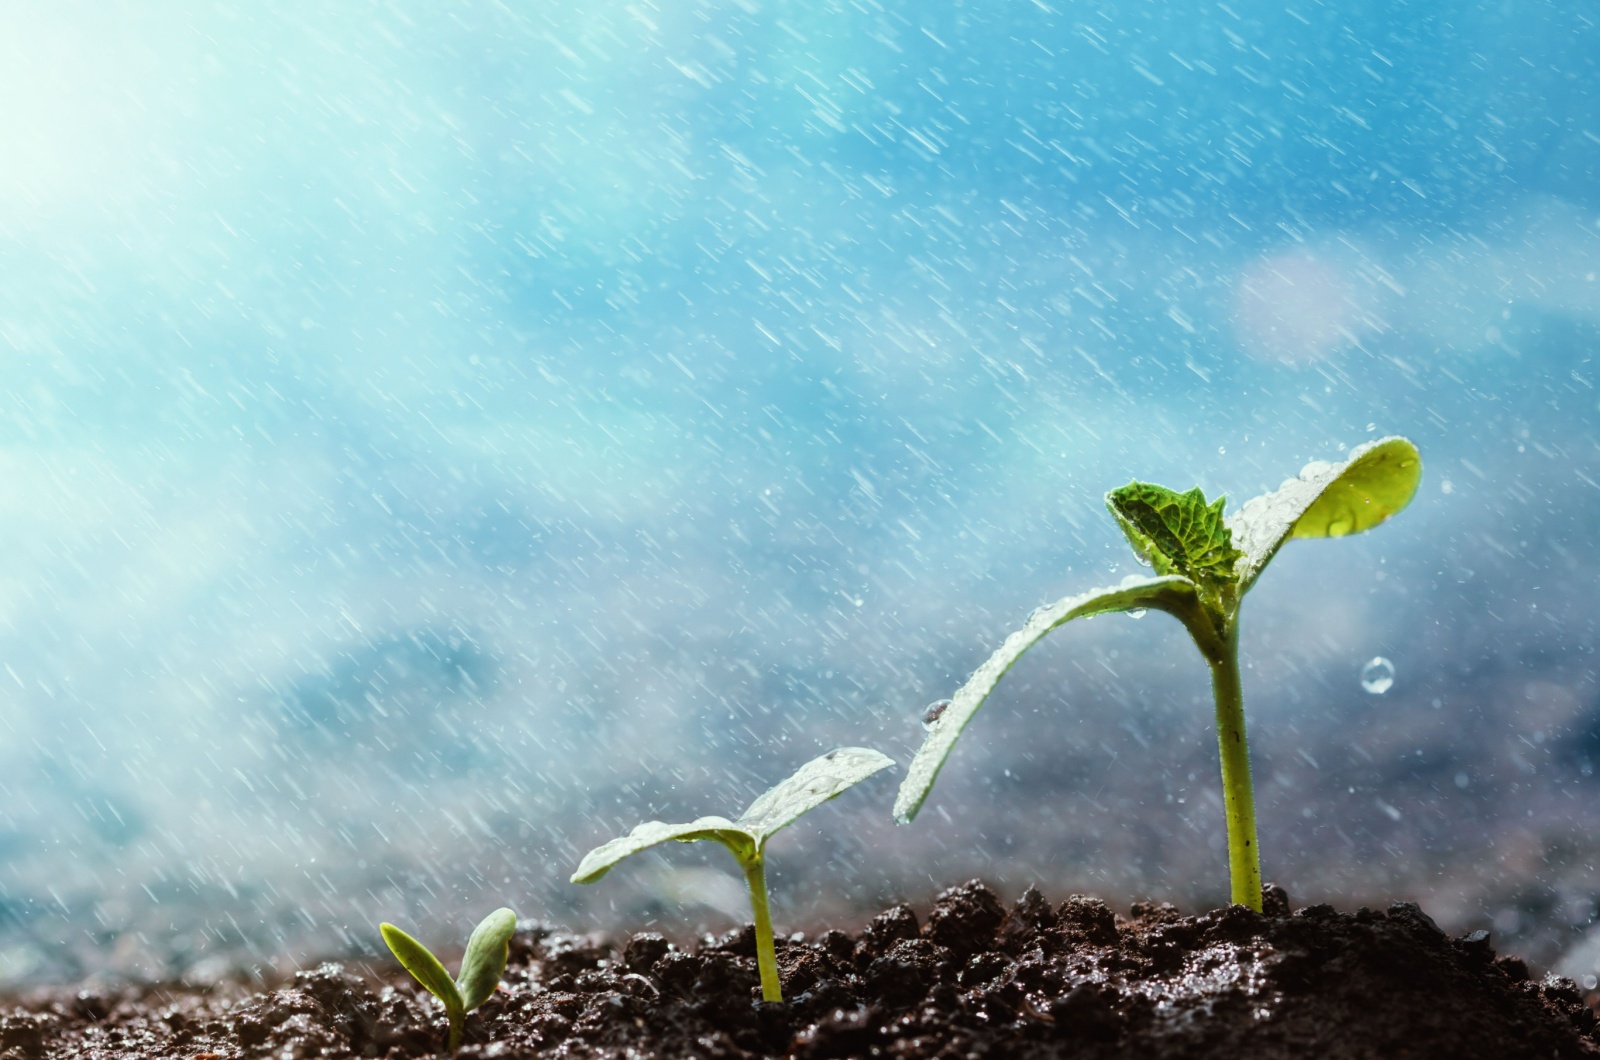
[4,882,1597,1059]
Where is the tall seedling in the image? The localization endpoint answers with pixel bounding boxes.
[893,437,1422,911]
[573,747,893,1001]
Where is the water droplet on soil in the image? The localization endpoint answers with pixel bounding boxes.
[1360,657,1395,694]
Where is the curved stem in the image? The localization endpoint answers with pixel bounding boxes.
[1207,619,1262,911]
[740,856,782,1002]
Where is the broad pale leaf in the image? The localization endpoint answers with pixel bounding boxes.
[571,817,754,883]
[736,747,895,844]
[456,907,517,1012]
[1106,483,1242,607]
[381,922,463,1015]
[893,575,1202,824]
[1226,436,1421,594]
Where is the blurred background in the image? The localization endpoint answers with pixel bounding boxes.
[1,0,1598,988]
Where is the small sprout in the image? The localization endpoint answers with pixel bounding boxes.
[894,437,1422,911]
[573,746,894,1002]
[380,907,517,1053]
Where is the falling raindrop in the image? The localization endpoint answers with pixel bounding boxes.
[1360,657,1395,694]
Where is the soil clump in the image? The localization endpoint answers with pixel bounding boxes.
[3,881,1596,1058]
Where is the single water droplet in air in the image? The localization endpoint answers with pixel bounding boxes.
[922,699,951,730]
[1360,657,1395,694]
[1127,608,1147,620]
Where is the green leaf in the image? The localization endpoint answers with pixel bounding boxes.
[893,575,1205,824]
[571,748,894,882]
[735,747,895,844]
[1106,483,1243,606]
[456,907,518,1012]
[381,922,463,1016]
[1226,436,1421,594]
[570,817,757,882]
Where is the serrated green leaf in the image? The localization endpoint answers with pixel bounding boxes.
[381,922,463,1016]
[570,817,756,883]
[736,747,894,844]
[1106,483,1243,606]
[456,907,517,1012]
[894,575,1206,824]
[1226,436,1421,593]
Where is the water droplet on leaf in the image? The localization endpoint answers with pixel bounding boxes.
[921,699,951,729]
[1360,657,1394,694]
[1127,608,1147,620]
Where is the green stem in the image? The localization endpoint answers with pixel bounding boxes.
[740,855,783,1002]
[1207,619,1262,911]
[446,1002,465,1053]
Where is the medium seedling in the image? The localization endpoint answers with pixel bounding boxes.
[893,437,1421,911]
[380,907,518,1052]
[572,746,894,1002]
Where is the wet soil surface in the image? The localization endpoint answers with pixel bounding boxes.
[4,882,1598,1059]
